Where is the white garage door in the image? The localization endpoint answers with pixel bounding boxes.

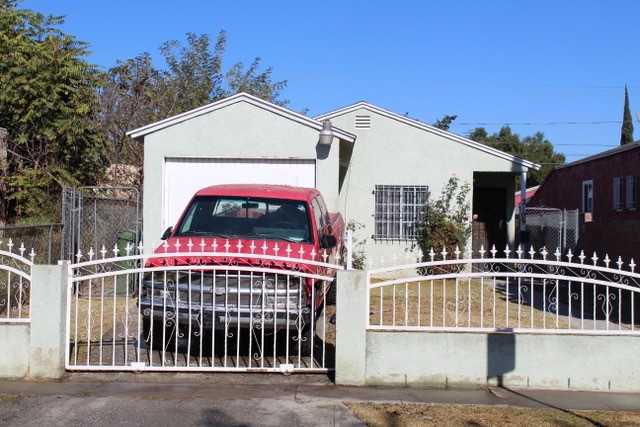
[163,158,316,230]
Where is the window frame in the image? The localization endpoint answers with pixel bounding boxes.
[374,185,428,240]
[582,180,593,214]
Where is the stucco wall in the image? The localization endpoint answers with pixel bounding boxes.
[330,108,526,264]
[364,332,639,390]
[142,101,341,248]
[0,324,30,377]
[0,264,67,379]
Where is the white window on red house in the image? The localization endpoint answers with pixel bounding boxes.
[582,180,593,214]
[627,175,637,210]
[374,185,428,240]
[613,177,624,211]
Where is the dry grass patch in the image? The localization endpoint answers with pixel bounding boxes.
[369,277,569,330]
[347,402,640,427]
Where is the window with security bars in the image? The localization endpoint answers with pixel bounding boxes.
[374,185,428,240]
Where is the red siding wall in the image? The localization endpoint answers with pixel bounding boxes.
[529,146,640,261]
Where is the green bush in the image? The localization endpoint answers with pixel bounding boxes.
[415,175,472,261]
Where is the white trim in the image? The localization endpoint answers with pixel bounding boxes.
[127,92,356,144]
[316,102,540,171]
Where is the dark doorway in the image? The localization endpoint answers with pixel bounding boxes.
[472,187,507,252]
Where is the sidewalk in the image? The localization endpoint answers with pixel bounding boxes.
[0,373,639,426]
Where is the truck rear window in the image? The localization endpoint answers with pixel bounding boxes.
[175,196,312,243]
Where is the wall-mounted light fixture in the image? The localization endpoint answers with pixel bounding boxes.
[318,119,333,146]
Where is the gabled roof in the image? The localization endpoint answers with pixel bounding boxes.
[316,101,540,170]
[127,92,356,144]
[556,141,640,170]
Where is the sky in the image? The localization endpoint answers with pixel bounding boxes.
[21,0,640,163]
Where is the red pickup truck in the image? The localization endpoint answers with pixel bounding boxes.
[139,184,344,355]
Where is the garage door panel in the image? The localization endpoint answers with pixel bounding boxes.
[164,158,316,230]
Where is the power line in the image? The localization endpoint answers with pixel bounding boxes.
[453,120,622,126]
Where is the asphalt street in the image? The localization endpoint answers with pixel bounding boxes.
[0,373,639,426]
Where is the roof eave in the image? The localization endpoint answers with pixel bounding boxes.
[127,92,356,145]
[316,102,541,171]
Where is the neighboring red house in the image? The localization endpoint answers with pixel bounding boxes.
[529,142,640,262]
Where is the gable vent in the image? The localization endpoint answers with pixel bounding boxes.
[355,115,371,129]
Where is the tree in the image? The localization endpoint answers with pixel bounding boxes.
[432,115,457,131]
[468,126,565,187]
[0,0,107,222]
[97,30,289,186]
[621,85,634,145]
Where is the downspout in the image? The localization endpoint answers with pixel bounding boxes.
[520,171,528,248]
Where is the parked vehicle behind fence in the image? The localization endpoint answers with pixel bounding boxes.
[139,184,344,355]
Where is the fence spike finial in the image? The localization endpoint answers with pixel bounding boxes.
[504,245,511,258]
[19,242,26,257]
[578,250,586,264]
[440,247,448,260]
[515,245,523,259]
[554,247,561,261]
[566,249,573,263]
[88,247,95,260]
[616,256,624,270]
[528,246,537,259]
[603,254,611,268]
[490,245,497,258]
[29,248,36,262]
[478,245,486,258]
[112,244,119,257]
[429,248,435,261]
[540,247,548,260]
[591,252,599,266]
[187,239,194,252]
[630,259,636,272]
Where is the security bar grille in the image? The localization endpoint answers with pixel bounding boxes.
[374,185,428,240]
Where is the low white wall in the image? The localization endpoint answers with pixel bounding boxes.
[335,270,640,391]
[0,264,67,379]
[0,324,30,377]
[365,332,640,391]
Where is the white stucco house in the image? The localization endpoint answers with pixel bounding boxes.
[128,92,539,262]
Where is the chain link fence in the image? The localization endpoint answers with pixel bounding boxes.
[61,187,141,261]
[525,207,579,254]
[0,223,63,264]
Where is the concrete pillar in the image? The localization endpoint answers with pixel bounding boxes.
[29,263,68,378]
[335,269,367,385]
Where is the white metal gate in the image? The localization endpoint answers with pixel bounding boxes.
[65,240,341,373]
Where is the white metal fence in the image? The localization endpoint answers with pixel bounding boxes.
[367,245,640,335]
[65,240,342,373]
[0,239,34,323]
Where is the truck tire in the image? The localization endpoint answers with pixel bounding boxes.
[325,280,337,306]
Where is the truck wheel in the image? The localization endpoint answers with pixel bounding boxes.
[325,280,337,306]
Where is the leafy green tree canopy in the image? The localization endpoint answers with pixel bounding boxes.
[467,126,565,187]
[0,0,106,221]
[97,30,289,185]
